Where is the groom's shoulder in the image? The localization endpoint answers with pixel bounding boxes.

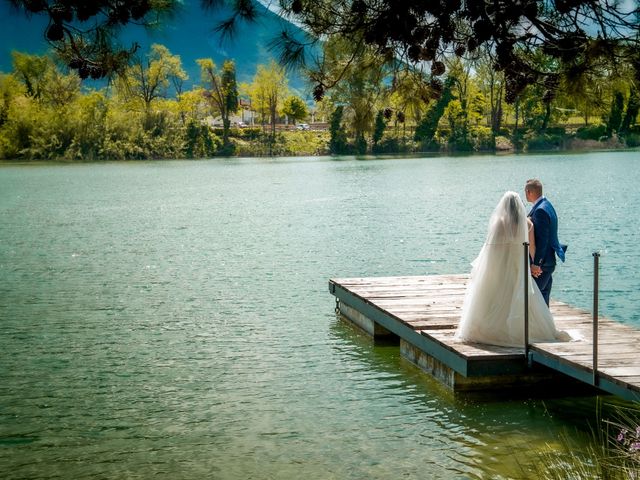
[542,197,557,210]
[539,198,559,219]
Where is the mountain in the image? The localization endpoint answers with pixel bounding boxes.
[0,0,313,97]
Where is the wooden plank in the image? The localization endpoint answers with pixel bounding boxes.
[544,349,640,360]
[599,366,640,377]
[330,274,640,400]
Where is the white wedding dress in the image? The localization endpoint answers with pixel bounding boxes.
[455,191,571,347]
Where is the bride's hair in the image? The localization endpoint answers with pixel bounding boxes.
[486,191,527,245]
[505,193,521,235]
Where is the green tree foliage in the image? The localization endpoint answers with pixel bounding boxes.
[12,52,81,109]
[197,58,239,148]
[444,58,484,150]
[118,44,187,115]
[185,119,221,158]
[5,0,187,79]
[282,95,308,124]
[414,78,454,146]
[279,0,640,111]
[3,33,640,160]
[620,88,639,134]
[321,36,389,153]
[328,105,348,154]
[248,60,289,138]
[372,110,386,148]
[221,61,239,119]
[11,51,53,100]
[0,46,219,160]
[389,70,431,125]
[607,92,625,136]
[0,73,23,128]
[474,48,505,134]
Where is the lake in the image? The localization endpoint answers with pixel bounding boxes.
[1,151,639,479]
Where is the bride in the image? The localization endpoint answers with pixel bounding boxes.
[455,191,571,347]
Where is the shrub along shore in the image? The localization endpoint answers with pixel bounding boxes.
[1,48,638,161]
[1,123,638,162]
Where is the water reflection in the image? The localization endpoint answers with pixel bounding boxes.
[329,315,619,479]
[2,152,639,479]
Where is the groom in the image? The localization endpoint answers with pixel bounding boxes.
[525,179,566,306]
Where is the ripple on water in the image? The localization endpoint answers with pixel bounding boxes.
[1,154,639,478]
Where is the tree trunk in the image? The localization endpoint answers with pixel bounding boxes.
[491,84,503,134]
[541,102,551,131]
[222,117,230,146]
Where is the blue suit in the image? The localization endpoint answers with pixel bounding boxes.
[528,196,566,305]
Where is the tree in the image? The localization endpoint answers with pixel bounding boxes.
[277,0,640,107]
[0,73,23,128]
[445,57,474,147]
[282,95,308,125]
[11,51,81,108]
[389,70,432,122]
[197,58,238,147]
[606,91,625,137]
[620,88,640,134]
[248,60,288,138]
[11,51,51,100]
[4,0,186,79]
[474,48,505,134]
[328,106,348,154]
[372,110,386,148]
[117,44,187,115]
[414,78,455,146]
[321,35,389,154]
[558,60,609,126]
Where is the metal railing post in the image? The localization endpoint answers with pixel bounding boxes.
[523,242,530,362]
[593,251,600,386]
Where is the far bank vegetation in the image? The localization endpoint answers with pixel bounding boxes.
[0,42,638,161]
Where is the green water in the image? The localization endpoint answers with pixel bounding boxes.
[1,151,639,479]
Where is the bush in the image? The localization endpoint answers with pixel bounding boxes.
[185,121,221,158]
[545,126,566,136]
[235,127,262,140]
[526,133,564,151]
[623,133,640,147]
[418,139,441,152]
[372,137,409,154]
[448,137,474,151]
[471,125,495,151]
[251,130,330,156]
[576,124,607,141]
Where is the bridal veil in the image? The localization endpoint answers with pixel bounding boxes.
[455,191,569,347]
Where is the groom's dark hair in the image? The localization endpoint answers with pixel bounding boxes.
[525,179,543,196]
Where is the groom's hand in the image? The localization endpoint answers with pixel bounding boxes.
[531,265,542,278]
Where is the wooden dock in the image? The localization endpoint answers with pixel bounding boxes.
[329,275,640,402]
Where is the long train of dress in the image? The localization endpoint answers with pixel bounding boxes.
[455,192,571,347]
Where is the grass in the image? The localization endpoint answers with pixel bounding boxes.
[522,400,640,479]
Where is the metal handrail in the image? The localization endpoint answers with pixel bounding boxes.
[593,251,600,386]
[523,246,601,382]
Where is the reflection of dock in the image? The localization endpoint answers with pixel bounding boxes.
[329,275,640,402]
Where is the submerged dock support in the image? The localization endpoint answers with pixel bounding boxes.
[329,275,636,399]
[334,284,564,392]
[337,300,397,340]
